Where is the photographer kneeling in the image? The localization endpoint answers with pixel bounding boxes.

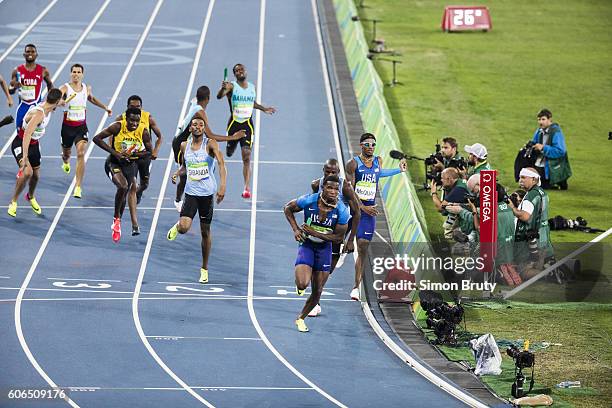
[430,168,468,240]
[508,168,554,278]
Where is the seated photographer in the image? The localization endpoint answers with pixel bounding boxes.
[432,137,464,171]
[531,108,571,190]
[464,143,491,178]
[430,168,468,239]
[508,168,554,276]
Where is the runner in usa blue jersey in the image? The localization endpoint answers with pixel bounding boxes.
[345,133,407,301]
[284,175,349,332]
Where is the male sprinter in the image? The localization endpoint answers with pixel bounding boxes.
[308,158,361,316]
[94,107,152,242]
[59,63,112,198]
[8,88,62,217]
[216,63,275,199]
[284,175,349,332]
[167,116,227,284]
[171,85,245,211]
[115,95,163,204]
[345,133,407,300]
[10,44,53,129]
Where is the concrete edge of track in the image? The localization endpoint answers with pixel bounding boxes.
[313,1,507,407]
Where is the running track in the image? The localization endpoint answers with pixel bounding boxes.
[0,1,470,406]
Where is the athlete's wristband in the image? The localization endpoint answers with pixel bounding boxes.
[380,168,401,178]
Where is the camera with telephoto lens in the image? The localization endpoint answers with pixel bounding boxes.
[425,302,464,345]
[507,345,536,398]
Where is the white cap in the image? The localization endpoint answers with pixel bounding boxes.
[464,143,488,159]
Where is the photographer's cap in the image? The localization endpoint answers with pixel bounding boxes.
[464,143,488,159]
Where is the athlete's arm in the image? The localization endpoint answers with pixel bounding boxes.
[216,81,233,99]
[19,110,44,169]
[42,67,53,89]
[342,183,360,252]
[304,222,348,244]
[209,139,226,204]
[0,75,12,106]
[147,114,163,159]
[283,200,305,243]
[9,68,20,91]
[93,122,124,161]
[195,110,245,141]
[134,128,152,160]
[87,85,112,116]
[310,179,319,194]
[254,101,276,114]
[172,142,187,184]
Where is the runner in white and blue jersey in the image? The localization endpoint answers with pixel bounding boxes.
[166,116,227,285]
[171,86,244,211]
[345,133,407,301]
[216,63,275,199]
[284,175,349,332]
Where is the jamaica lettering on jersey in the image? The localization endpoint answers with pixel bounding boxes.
[112,117,145,159]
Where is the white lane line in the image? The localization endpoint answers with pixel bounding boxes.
[131,1,217,407]
[0,205,279,212]
[0,0,112,158]
[14,3,165,407]
[156,282,232,286]
[46,277,122,283]
[0,295,356,303]
[146,336,261,341]
[246,2,347,407]
[269,285,343,290]
[0,276,10,279]
[225,159,321,165]
[0,0,60,63]
[66,386,314,391]
[310,2,487,407]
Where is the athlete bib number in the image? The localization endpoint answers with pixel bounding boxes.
[232,105,254,122]
[31,126,45,140]
[66,105,86,122]
[20,85,36,101]
[307,224,332,244]
[355,180,376,201]
[187,162,210,181]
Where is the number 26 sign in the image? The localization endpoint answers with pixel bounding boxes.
[441,6,492,32]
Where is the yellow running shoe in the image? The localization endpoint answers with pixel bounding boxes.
[296,286,305,296]
[73,186,82,199]
[7,201,17,217]
[166,224,178,240]
[27,194,42,215]
[199,268,208,284]
[295,318,309,332]
[62,162,70,174]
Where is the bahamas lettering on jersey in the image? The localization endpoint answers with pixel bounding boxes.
[232,94,255,103]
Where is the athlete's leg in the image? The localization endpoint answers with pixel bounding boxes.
[0,114,14,128]
[127,179,138,228]
[295,264,313,294]
[354,238,370,289]
[176,169,187,202]
[241,146,251,190]
[199,222,211,270]
[61,146,72,166]
[136,157,150,203]
[111,172,129,219]
[300,270,330,319]
[27,166,40,198]
[11,160,32,202]
[74,140,87,187]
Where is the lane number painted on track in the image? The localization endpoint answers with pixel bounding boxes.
[165,285,225,294]
[52,281,112,289]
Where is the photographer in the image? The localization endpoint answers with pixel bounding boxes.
[464,143,491,178]
[508,168,553,273]
[432,137,464,171]
[531,108,571,190]
[444,174,480,255]
[430,168,468,239]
